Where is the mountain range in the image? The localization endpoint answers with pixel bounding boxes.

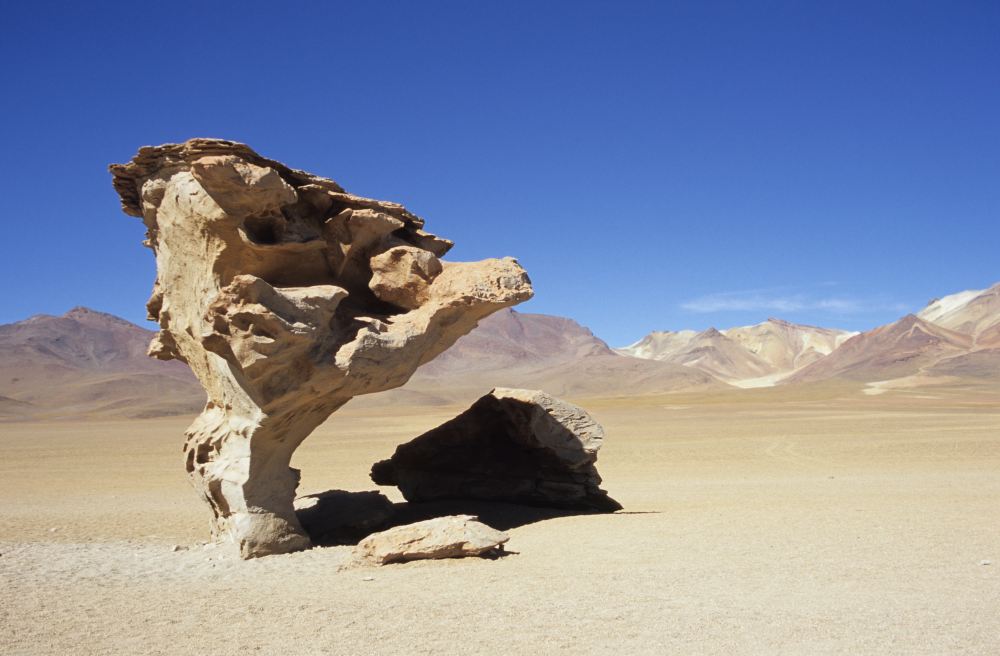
[0,307,721,419]
[1,283,997,419]
[788,284,1000,388]
[618,319,856,387]
[622,282,1000,390]
[397,309,721,403]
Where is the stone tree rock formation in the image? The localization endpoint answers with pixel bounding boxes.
[109,139,532,558]
[371,388,621,511]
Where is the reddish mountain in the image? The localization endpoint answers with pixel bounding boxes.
[399,309,722,403]
[0,308,201,419]
[786,315,973,383]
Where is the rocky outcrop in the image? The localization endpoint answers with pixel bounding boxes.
[371,388,621,511]
[350,515,509,566]
[110,139,532,558]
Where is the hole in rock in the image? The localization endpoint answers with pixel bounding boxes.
[279,203,324,243]
[194,441,215,466]
[243,215,285,245]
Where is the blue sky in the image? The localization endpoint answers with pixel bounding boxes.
[1,2,997,346]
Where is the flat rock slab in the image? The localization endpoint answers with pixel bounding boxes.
[350,515,509,566]
[371,388,622,511]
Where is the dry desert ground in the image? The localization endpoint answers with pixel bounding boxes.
[2,383,999,655]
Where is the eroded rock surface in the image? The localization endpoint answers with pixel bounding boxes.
[350,515,509,566]
[110,139,532,558]
[371,388,621,511]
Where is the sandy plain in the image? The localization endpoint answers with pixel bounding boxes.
[1,383,999,655]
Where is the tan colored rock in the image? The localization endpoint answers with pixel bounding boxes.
[350,515,509,566]
[371,388,621,511]
[109,139,532,558]
[369,245,443,309]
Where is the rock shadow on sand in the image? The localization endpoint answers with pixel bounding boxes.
[296,489,618,547]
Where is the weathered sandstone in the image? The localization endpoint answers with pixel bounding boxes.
[350,515,509,566]
[371,388,621,511]
[110,139,532,558]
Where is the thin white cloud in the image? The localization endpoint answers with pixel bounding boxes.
[681,293,806,313]
[681,290,908,315]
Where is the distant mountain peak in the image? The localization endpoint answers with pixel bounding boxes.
[759,317,850,333]
[62,306,144,329]
[8,306,139,327]
[917,283,1000,342]
[0,306,200,419]
[65,306,102,317]
[622,316,858,384]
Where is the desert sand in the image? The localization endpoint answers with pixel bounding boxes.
[2,383,998,655]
